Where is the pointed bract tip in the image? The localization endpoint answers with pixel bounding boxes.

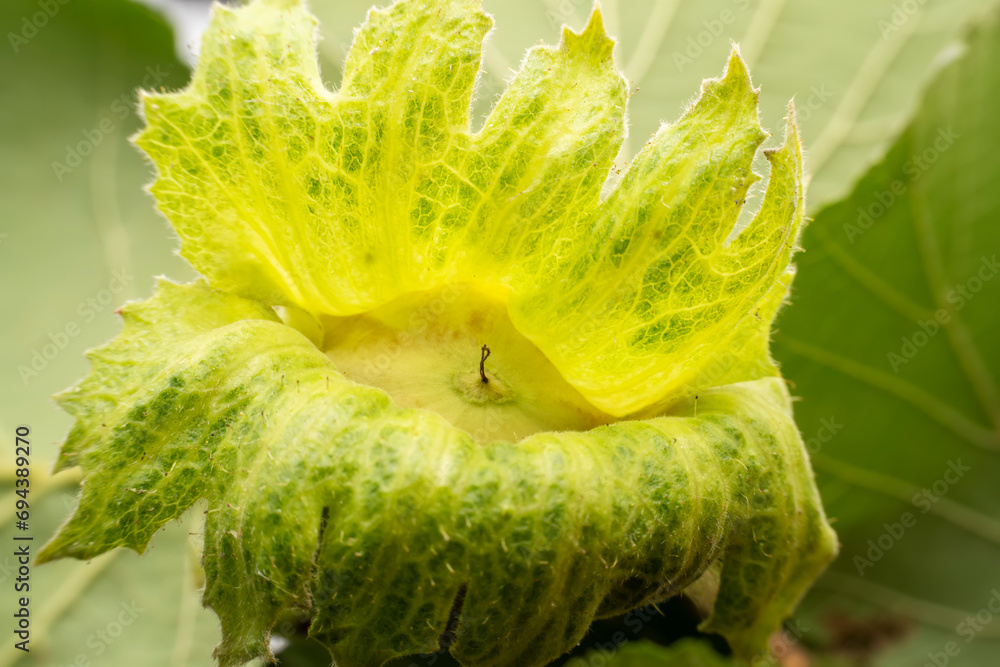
[783,99,801,141]
[769,98,802,159]
[561,5,615,59]
[725,44,751,82]
[760,99,802,167]
[697,44,758,105]
[584,4,607,35]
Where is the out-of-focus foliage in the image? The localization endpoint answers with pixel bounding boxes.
[773,5,1000,667]
[0,0,223,665]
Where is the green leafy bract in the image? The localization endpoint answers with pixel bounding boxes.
[40,0,837,665]
[42,280,831,666]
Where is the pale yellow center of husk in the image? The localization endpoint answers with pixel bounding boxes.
[321,283,613,443]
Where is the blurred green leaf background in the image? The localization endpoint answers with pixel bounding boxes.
[1,0,998,665]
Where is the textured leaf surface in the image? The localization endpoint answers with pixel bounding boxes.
[134,0,806,416]
[773,6,1000,665]
[42,281,834,665]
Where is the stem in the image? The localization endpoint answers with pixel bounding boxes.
[479,344,491,384]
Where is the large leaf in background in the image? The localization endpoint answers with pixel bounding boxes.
[0,0,227,665]
[773,5,1000,666]
[306,0,994,211]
